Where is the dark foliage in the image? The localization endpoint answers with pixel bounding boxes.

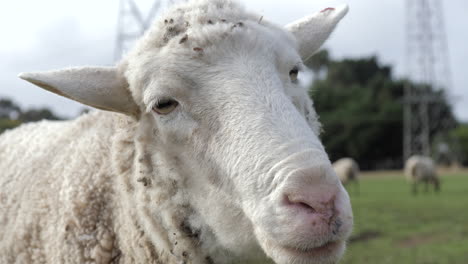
[309,52,457,170]
[0,98,62,134]
[451,124,468,165]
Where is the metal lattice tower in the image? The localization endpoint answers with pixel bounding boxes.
[116,0,184,61]
[403,0,452,161]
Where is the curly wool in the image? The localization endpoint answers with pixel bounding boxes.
[0,1,270,262]
[0,2,275,262]
[1,0,345,263]
[0,112,119,263]
[0,110,219,263]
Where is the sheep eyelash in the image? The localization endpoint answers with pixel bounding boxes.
[146,98,169,113]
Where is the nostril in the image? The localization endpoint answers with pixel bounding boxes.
[284,194,317,214]
[297,201,317,214]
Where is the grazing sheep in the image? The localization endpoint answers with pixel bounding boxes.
[333,158,359,194]
[405,155,440,194]
[0,1,353,264]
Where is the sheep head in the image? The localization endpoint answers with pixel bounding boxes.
[19,1,352,264]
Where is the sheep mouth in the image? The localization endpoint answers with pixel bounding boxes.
[280,240,343,258]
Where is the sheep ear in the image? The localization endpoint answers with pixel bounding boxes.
[19,66,139,116]
[285,4,348,61]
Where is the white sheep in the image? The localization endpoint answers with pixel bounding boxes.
[0,1,353,264]
[404,155,440,194]
[333,158,359,194]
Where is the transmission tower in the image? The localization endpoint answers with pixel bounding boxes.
[403,0,452,161]
[116,0,181,61]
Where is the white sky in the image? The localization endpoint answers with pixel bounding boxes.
[0,0,467,121]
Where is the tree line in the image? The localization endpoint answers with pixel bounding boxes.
[0,99,62,134]
[308,50,467,169]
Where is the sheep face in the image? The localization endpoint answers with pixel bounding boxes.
[19,1,353,263]
[122,3,353,263]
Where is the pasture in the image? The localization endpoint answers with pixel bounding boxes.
[342,170,468,264]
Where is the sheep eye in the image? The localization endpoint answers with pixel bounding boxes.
[152,99,178,115]
[289,67,299,82]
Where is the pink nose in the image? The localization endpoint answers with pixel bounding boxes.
[283,189,336,224]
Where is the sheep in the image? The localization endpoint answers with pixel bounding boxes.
[333,158,359,194]
[0,1,353,264]
[404,155,440,194]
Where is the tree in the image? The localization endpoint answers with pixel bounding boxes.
[19,108,61,122]
[0,98,63,134]
[0,99,21,119]
[310,54,456,170]
[450,124,468,165]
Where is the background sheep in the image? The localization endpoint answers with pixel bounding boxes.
[333,158,360,194]
[0,1,352,264]
[404,155,440,194]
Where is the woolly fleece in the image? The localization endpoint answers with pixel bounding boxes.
[1,0,350,263]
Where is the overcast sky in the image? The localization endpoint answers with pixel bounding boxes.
[1,0,467,121]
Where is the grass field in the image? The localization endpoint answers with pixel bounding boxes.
[341,170,468,264]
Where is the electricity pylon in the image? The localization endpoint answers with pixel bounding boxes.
[403,0,452,161]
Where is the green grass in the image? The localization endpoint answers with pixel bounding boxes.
[342,171,468,264]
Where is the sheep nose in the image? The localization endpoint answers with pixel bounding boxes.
[283,190,336,223]
[280,165,342,227]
